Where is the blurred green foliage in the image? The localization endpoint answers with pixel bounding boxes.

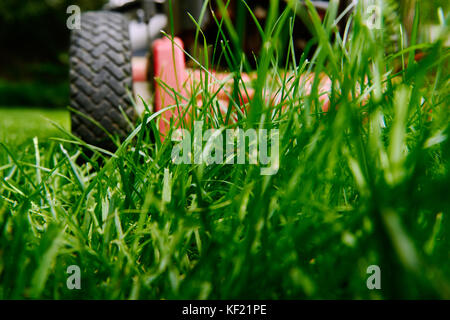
[0,0,106,67]
[0,1,106,107]
[0,80,69,109]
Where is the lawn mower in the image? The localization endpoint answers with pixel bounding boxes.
[69,0,356,149]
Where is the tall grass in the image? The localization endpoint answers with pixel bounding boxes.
[0,0,449,299]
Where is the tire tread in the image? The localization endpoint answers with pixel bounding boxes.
[70,11,135,149]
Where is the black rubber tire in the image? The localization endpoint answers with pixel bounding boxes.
[69,11,135,150]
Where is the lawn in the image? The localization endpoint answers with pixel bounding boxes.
[0,2,449,300]
[0,107,70,146]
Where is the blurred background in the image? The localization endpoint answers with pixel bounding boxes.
[0,0,448,144]
[0,0,104,109]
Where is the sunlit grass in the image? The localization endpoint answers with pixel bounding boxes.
[0,108,70,145]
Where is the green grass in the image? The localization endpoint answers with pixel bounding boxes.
[0,108,70,145]
[0,1,449,299]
